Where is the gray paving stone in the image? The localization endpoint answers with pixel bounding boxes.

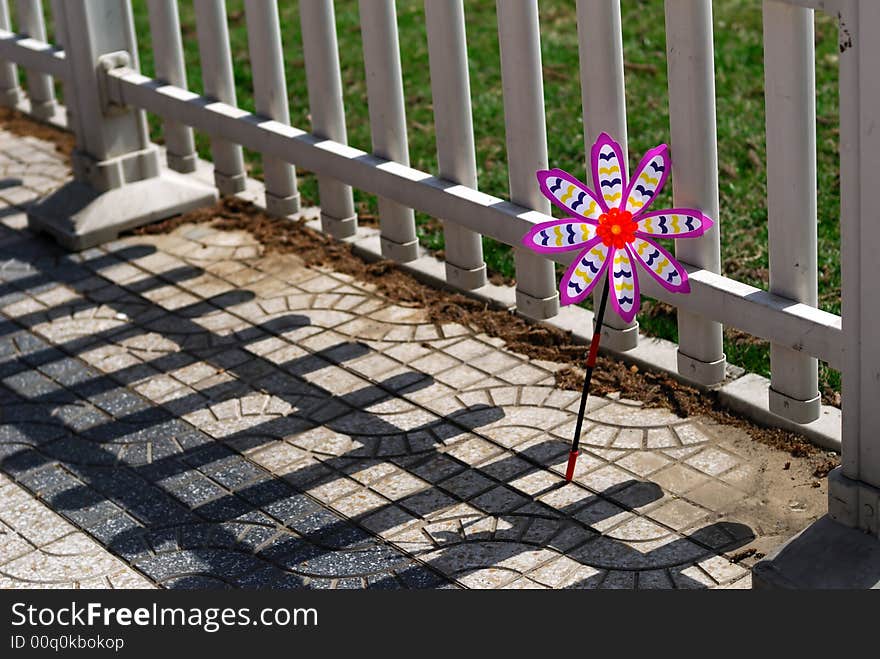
[16,464,78,498]
[0,420,67,444]
[164,575,234,589]
[276,544,409,578]
[0,131,806,590]
[135,549,267,582]
[236,565,308,589]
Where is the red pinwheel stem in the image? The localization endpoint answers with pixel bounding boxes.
[566,277,611,481]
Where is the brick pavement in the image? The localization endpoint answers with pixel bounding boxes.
[0,125,824,589]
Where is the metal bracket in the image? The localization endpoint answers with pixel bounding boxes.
[96,50,131,115]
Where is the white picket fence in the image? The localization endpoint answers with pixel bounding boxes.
[0,0,876,538]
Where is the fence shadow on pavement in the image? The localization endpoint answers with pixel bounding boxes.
[0,232,753,588]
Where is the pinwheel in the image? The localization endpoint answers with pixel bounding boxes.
[521,133,714,480]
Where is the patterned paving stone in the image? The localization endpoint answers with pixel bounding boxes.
[0,479,152,589]
[0,126,823,589]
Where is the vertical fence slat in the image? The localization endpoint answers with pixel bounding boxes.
[300,0,357,239]
[14,0,56,120]
[576,0,638,350]
[244,0,299,217]
[424,0,486,290]
[193,0,246,195]
[146,0,197,173]
[497,0,559,320]
[359,0,419,263]
[0,0,19,107]
[664,0,726,385]
[763,0,821,424]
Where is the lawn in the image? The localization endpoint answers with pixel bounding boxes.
[124,0,842,399]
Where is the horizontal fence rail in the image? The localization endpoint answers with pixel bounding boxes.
[103,67,843,368]
[0,28,65,78]
[0,0,878,536]
[0,16,846,369]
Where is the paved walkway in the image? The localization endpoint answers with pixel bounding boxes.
[0,126,829,589]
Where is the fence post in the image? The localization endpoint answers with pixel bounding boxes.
[664,0,727,386]
[424,0,486,290]
[193,0,246,196]
[497,0,559,320]
[27,0,216,250]
[359,0,419,263]
[763,0,821,424]
[0,1,19,106]
[577,0,638,350]
[145,0,197,173]
[48,0,76,133]
[829,0,880,537]
[244,0,299,217]
[300,0,357,239]
[14,0,56,120]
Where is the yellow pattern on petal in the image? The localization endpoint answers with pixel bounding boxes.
[599,166,620,175]
[639,172,659,185]
[560,185,576,204]
[605,192,622,202]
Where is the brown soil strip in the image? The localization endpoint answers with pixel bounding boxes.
[133,197,839,478]
[0,107,75,162]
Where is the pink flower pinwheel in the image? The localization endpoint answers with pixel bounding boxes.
[521,133,714,323]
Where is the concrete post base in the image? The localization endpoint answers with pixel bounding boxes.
[515,287,559,321]
[600,322,639,352]
[27,169,217,251]
[445,260,487,291]
[320,211,358,240]
[265,190,301,218]
[677,349,727,387]
[380,235,420,263]
[828,467,880,536]
[769,386,821,425]
[752,516,880,589]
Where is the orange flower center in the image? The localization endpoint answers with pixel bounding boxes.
[597,207,637,248]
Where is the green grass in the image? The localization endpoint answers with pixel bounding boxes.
[125,0,842,398]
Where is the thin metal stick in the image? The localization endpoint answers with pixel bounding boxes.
[565,275,611,481]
